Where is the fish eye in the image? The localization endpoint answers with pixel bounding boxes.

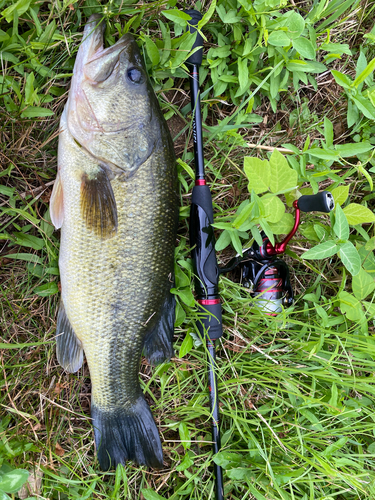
[127,67,144,84]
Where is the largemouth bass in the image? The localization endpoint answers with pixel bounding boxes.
[50,15,178,470]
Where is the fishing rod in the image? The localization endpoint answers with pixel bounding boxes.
[184,10,335,500]
[185,10,224,500]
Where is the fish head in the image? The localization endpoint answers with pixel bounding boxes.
[67,15,162,176]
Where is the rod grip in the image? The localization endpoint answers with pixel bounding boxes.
[198,301,223,340]
[297,192,335,213]
[185,9,203,66]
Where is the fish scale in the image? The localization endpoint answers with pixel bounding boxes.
[51,15,177,469]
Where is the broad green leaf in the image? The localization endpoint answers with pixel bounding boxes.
[322,42,351,55]
[174,302,186,328]
[25,72,35,106]
[0,29,9,42]
[162,9,191,26]
[13,233,45,250]
[353,57,375,88]
[244,157,270,194]
[286,60,326,73]
[215,229,231,251]
[5,253,42,264]
[343,203,375,225]
[333,204,349,241]
[307,148,338,160]
[2,0,31,22]
[34,282,59,297]
[352,267,375,300]
[324,117,333,148]
[284,11,305,39]
[351,96,375,120]
[176,453,194,471]
[331,70,352,89]
[292,38,316,60]
[331,185,349,206]
[179,333,193,358]
[268,31,290,47]
[338,241,361,276]
[322,437,348,458]
[227,468,253,481]
[259,218,274,247]
[268,213,295,235]
[335,141,373,158]
[178,422,191,450]
[199,0,217,28]
[213,451,242,468]
[355,51,367,80]
[339,291,365,323]
[21,107,54,118]
[347,99,359,127]
[0,469,29,493]
[237,58,249,90]
[329,382,338,407]
[233,201,255,230]
[358,164,373,191]
[144,36,160,66]
[261,195,285,223]
[171,287,195,306]
[269,149,298,193]
[0,185,15,197]
[141,489,167,500]
[303,240,339,260]
[174,265,190,288]
[230,230,243,255]
[299,409,323,430]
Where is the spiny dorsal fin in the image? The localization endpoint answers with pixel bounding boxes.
[50,172,64,229]
[80,165,118,240]
[56,300,84,373]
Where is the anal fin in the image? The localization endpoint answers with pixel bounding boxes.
[80,165,117,240]
[56,300,83,373]
[143,292,175,366]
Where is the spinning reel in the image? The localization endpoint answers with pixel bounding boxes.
[220,192,335,314]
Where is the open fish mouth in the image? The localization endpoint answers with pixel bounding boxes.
[67,17,137,137]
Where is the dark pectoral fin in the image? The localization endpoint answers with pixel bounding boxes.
[56,300,84,373]
[80,166,118,240]
[143,292,175,366]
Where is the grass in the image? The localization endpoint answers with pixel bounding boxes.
[1,0,375,499]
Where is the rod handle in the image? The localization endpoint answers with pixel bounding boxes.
[198,301,223,340]
[190,185,220,297]
[185,9,203,66]
[297,192,335,213]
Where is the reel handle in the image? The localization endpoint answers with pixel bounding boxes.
[297,192,335,213]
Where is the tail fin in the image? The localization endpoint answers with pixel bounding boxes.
[91,396,163,470]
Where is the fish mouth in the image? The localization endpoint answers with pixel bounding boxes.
[83,15,133,82]
[68,17,136,136]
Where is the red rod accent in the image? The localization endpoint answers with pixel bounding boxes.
[266,200,300,256]
[199,298,220,305]
[195,179,206,186]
